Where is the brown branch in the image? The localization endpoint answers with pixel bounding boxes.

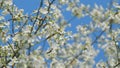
[30,0,43,33]
[91,29,106,45]
[34,0,56,34]
[7,7,15,35]
[34,17,46,34]
[7,41,16,54]
[0,0,4,9]
[114,62,120,68]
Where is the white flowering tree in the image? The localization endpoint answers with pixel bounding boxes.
[0,0,120,68]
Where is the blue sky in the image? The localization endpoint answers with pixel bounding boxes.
[13,0,112,67]
[13,0,111,32]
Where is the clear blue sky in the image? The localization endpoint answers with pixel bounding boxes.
[13,0,111,67]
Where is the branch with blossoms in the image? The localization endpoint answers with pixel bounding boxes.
[114,62,120,68]
[0,0,120,68]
